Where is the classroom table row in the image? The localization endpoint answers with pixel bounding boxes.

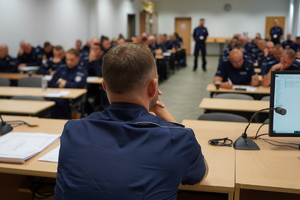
[0,116,299,200]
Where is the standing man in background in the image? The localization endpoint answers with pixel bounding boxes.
[193,18,209,72]
[270,19,283,45]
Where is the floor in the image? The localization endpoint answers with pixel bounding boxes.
[159,55,218,123]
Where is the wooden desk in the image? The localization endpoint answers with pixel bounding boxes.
[254,68,261,73]
[0,73,42,80]
[0,86,86,99]
[234,125,300,199]
[206,84,270,95]
[199,98,269,113]
[0,73,103,84]
[0,99,55,115]
[180,120,241,200]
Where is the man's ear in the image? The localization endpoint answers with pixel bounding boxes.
[147,78,158,98]
[102,79,107,92]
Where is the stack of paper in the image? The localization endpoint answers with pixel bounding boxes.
[0,132,60,164]
[46,91,70,97]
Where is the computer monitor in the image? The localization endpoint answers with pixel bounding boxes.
[269,71,300,137]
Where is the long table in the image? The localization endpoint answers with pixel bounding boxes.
[199,98,269,113]
[0,73,103,84]
[206,84,270,95]
[0,99,55,116]
[1,116,299,200]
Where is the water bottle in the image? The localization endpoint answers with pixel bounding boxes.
[41,75,48,92]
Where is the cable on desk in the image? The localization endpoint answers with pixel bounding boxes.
[5,120,38,127]
[27,176,55,200]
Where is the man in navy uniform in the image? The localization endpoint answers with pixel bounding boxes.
[262,49,300,87]
[214,49,259,89]
[281,34,294,49]
[43,42,54,60]
[54,43,208,200]
[37,45,65,75]
[0,45,18,73]
[49,48,87,119]
[193,18,209,71]
[270,19,283,45]
[261,44,283,76]
[17,40,43,67]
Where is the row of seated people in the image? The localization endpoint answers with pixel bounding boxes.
[220,33,300,69]
[0,32,184,74]
[0,32,184,118]
[214,33,300,90]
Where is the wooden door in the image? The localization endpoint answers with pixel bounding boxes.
[265,17,285,41]
[175,18,191,55]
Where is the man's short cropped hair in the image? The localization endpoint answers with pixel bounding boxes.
[102,42,156,94]
[44,42,51,48]
[274,44,282,49]
[54,45,64,51]
[200,18,205,21]
[66,48,79,57]
[283,48,295,59]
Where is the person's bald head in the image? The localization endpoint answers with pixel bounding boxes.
[229,49,244,69]
[0,44,8,59]
[239,35,247,46]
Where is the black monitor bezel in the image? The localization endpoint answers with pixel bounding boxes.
[269,70,300,137]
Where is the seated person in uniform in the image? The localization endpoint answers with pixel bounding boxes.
[250,40,266,67]
[281,34,293,49]
[37,45,65,75]
[148,35,157,55]
[49,48,87,119]
[0,44,18,73]
[43,42,53,60]
[214,49,259,89]
[262,49,300,87]
[156,35,167,52]
[17,40,43,67]
[261,44,283,76]
[54,43,208,200]
[100,36,111,56]
[87,43,103,77]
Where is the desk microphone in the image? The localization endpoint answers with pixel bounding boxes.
[233,107,287,150]
[0,115,13,136]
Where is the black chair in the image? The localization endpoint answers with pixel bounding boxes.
[11,95,45,101]
[198,112,249,123]
[214,93,254,100]
[18,77,42,87]
[261,96,270,101]
[0,77,10,86]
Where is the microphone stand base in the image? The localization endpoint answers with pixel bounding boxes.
[233,135,260,150]
[0,123,13,136]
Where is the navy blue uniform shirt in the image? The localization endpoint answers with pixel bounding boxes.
[216,60,255,85]
[54,103,206,200]
[281,40,294,49]
[261,56,280,76]
[270,26,283,44]
[0,55,18,72]
[49,63,87,88]
[87,59,102,77]
[193,26,208,43]
[17,46,43,66]
[36,57,66,75]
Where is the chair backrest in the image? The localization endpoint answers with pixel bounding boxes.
[261,96,270,101]
[264,118,269,124]
[0,77,10,86]
[198,112,249,122]
[18,77,41,87]
[11,95,45,101]
[214,93,254,100]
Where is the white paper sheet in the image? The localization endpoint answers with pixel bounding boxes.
[38,146,60,163]
[0,132,60,164]
[46,91,70,97]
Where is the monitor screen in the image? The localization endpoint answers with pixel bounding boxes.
[269,71,300,137]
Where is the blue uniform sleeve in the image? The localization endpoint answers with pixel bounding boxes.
[215,62,228,80]
[49,68,61,88]
[181,129,206,185]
